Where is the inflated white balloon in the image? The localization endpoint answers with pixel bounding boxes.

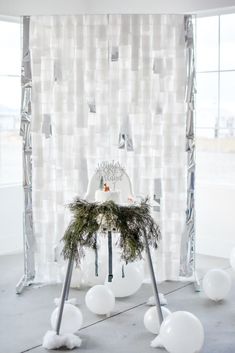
[144,306,171,334]
[85,285,115,315]
[51,303,83,334]
[83,260,108,286]
[202,269,231,301]
[230,247,235,271]
[133,259,145,278]
[105,263,143,298]
[59,265,83,288]
[160,311,204,353]
[70,267,83,288]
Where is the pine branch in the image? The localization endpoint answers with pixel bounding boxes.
[62,197,161,263]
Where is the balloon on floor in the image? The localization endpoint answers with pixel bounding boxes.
[105,263,143,298]
[85,284,115,315]
[144,306,171,334]
[152,311,204,353]
[51,303,83,334]
[229,247,235,271]
[82,259,108,286]
[202,269,231,301]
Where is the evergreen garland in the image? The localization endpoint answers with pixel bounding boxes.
[62,197,161,263]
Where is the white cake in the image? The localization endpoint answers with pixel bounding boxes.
[95,189,120,204]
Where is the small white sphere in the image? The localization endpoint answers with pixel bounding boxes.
[59,265,83,288]
[105,263,143,298]
[85,285,115,315]
[144,306,171,334]
[160,311,204,353]
[202,269,231,301]
[51,303,83,334]
[83,260,107,286]
[70,267,83,288]
[230,247,235,271]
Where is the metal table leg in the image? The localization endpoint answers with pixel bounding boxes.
[65,258,74,300]
[144,234,163,324]
[194,271,201,292]
[55,255,74,335]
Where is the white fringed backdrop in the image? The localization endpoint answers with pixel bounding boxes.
[30,15,187,283]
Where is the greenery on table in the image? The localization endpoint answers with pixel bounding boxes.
[62,198,161,263]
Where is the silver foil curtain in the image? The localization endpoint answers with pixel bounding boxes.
[16,16,35,293]
[179,15,196,277]
[17,15,196,290]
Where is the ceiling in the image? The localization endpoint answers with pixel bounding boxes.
[1,0,235,16]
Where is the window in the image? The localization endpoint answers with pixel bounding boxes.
[0,18,23,255]
[0,19,22,186]
[196,14,235,140]
[195,14,235,258]
[196,13,235,184]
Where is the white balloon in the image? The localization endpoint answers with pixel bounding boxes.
[160,311,204,353]
[202,269,231,301]
[59,265,83,288]
[144,306,171,334]
[85,285,115,315]
[230,247,235,271]
[133,259,145,278]
[70,267,83,288]
[51,303,83,334]
[105,263,143,298]
[83,260,108,286]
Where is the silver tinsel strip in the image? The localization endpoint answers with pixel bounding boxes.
[118,115,134,151]
[179,15,196,277]
[16,16,35,293]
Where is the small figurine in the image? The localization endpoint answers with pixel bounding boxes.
[103,183,110,192]
[128,196,134,204]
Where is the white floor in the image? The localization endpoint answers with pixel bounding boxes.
[0,253,234,353]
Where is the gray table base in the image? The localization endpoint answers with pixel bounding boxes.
[55,232,163,335]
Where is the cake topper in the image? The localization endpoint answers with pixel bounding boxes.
[96,161,125,190]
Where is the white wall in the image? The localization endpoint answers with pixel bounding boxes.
[0,0,235,15]
[196,151,235,259]
[196,183,235,258]
[0,185,23,254]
